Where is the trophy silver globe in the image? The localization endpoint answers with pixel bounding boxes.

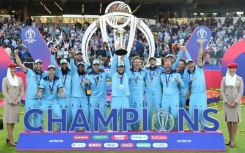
[115,28,127,55]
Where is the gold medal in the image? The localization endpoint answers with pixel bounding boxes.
[150,80,153,84]
[120,84,124,89]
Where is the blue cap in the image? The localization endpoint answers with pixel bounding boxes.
[186,59,194,64]
[77,62,85,66]
[48,65,55,69]
[60,59,68,64]
[35,59,42,64]
[93,59,100,65]
[117,61,125,67]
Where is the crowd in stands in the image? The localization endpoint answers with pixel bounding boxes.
[0,15,245,67]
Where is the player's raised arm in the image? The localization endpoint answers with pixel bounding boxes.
[197,40,204,68]
[14,49,27,73]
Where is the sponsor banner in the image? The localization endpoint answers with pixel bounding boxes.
[16,131,225,151]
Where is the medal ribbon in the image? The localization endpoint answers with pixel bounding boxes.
[188,73,194,86]
[48,78,55,93]
[188,74,193,92]
[35,72,43,86]
[62,74,67,86]
[165,73,171,87]
[79,75,84,85]
[133,72,139,85]
[120,74,124,85]
[150,70,155,83]
[94,75,99,86]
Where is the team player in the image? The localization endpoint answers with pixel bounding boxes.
[176,46,192,110]
[37,65,65,129]
[110,54,131,131]
[86,59,110,131]
[14,49,48,129]
[144,57,163,130]
[165,48,183,71]
[69,52,89,129]
[129,56,146,130]
[51,49,72,130]
[161,59,184,131]
[74,50,89,69]
[186,40,207,130]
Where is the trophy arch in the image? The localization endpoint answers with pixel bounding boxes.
[81,1,155,65]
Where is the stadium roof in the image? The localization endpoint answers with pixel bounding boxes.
[4,0,245,4]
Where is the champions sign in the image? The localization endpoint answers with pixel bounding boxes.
[24,108,219,132]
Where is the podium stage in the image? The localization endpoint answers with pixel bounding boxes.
[16,130,226,151]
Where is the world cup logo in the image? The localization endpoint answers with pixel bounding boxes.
[24,28,36,43]
[152,108,174,132]
[197,28,207,39]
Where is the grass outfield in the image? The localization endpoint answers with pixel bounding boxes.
[0,101,245,153]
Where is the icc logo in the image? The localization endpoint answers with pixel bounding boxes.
[24,28,36,43]
[197,28,207,39]
[152,108,174,132]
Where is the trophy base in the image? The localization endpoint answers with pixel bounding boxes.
[115,48,127,55]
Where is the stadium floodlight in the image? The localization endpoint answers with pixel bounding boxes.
[132,5,141,14]
[54,2,63,11]
[82,4,84,14]
[212,13,218,16]
[40,2,52,14]
[237,11,243,15]
[100,3,103,14]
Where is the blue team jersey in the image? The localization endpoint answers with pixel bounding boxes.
[51,54,72,98]
[70,58,88,98]
[111,54,131,97]
[87,70,111,99]
[188,65,206,93]
[172,51,183,70]
[57,71,72,98]
[179,69,190,96]
[39,76,63,100]
[129,69,146,96]
[145,66,163,94]
[179,51,192,96]
[160,71,184,96]
[25,68,48,99]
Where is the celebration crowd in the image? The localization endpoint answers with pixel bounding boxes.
[1,15,245,66]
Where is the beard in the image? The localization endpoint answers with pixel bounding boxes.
[77,70,85,75]
[61,68,69,75]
